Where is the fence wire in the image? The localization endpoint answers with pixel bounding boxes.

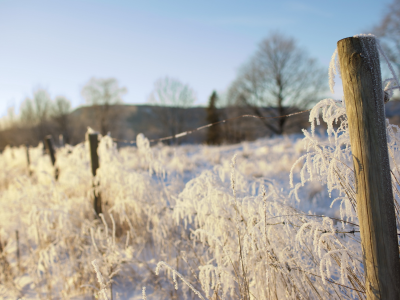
[111,108,313,145]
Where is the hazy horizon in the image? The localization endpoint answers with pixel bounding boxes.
[0,0,392,117]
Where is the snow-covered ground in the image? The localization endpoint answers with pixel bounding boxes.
[2,98,400,299]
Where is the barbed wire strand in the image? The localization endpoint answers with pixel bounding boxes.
[111,108,313,145]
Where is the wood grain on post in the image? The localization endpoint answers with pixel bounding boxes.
[89,133,102,216]
[338,36,400,299]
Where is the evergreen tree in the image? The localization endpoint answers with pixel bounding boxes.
[206,91,221,145]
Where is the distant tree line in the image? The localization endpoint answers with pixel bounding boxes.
[5,0,400,150]
[0,34,324,150]
[5,28,377,149]
[0,78,128,149]
[146,33,326,146]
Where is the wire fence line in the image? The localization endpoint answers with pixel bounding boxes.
[111,108,313,145]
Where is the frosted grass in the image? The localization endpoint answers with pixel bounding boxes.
[1,35,400,299]
[0,128,343,299]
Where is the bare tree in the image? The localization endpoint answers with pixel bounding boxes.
[0,106,16,130]
[81,77,127,136]
[228,32,326,135]
[373,0,400,74]
[148,76,196,143]
[51,96,71,144]
[20,89,52,138]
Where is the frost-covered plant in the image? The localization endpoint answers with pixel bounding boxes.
[159,35,400,300]
[171,148,365,299]
[290,98,357,222]
[2,35,400,299]
[0,132,311,298]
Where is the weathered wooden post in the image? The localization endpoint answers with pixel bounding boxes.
[89,133,102,216]
[26,144,30,166]
[16,230,20,274]
[44,135,59,180]
[26,144,31,176]
[338,36,400,299]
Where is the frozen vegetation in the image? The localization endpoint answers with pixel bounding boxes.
[2,93,400,298]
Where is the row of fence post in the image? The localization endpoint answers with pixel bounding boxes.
[17,37,400,299]
[25,133,102,217]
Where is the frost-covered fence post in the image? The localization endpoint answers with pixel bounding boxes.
[44,135,59,180]
[338,36,400,299]
[89,133,102,216]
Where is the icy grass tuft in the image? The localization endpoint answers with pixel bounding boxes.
[2,35,400,298]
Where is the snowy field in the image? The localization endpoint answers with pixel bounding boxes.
[2,98,400,299]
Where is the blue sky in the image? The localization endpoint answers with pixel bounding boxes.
[0,0,393,117]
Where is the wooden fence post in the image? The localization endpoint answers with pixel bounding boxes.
[89,133,102,216]
[44,135,59,180]
[338,36,400,299]
[16,230,20,274]
[26,144,31,176]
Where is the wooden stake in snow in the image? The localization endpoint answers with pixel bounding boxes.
[26,144,30,166]
[26,144,31,176]
[16,230,20,274]
[89,133,102,216]
[338,36,400,299]
[44,135,59,180]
